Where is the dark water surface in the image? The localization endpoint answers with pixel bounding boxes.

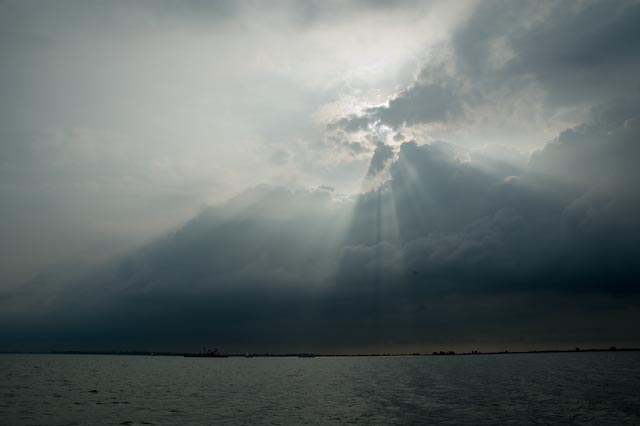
[1,352,639,425]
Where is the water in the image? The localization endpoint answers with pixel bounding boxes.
[1,352,639,425]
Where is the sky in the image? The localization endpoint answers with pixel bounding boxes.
[1,0,640,353]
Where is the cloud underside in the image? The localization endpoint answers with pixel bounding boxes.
[3,96,639,350]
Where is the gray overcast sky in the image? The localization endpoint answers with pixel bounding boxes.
[1,0,640,352]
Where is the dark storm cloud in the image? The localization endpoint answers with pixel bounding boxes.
[2,96,639,351]
[366,143,395,178]
[452,0,640,106]
[343,96,640,293]
[337,83,463,132]
[0,185,353,349]
[335,0,640,132]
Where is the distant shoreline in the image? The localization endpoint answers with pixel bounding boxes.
[1,347,639,357]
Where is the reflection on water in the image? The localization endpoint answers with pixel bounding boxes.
[1,353,639,425]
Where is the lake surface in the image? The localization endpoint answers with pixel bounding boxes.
[1,352,639,425]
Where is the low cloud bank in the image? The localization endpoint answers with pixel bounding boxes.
[2,97,639,351]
